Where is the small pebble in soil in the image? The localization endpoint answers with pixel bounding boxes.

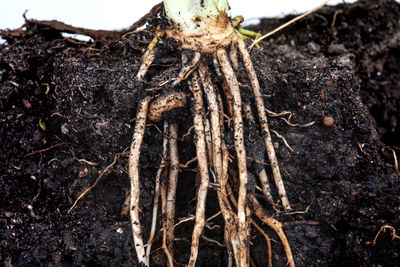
[61,123,69,134]
[322,116,334,127]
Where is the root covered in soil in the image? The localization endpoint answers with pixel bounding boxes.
[128,4,295,266]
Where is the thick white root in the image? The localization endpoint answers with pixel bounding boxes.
[166,123,180,257]
[129,96,152,266]
[217,47,250,267]
[198,63,243,266]
[237,38,291,211]
[187,72,210,267]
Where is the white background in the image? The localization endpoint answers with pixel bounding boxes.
[1,0,358,31]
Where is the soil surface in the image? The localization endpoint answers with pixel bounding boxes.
[1,0,400,266]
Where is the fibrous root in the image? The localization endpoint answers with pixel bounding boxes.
[129,17,295,267]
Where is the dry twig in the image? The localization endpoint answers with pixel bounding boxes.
[250,0,329,48]
[68,153,120,214]
[367,225,400,246]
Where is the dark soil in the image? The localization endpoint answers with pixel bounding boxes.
[1,0,400,266]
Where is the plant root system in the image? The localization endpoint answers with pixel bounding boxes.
[129,9,294,267]
[3,1,400,267]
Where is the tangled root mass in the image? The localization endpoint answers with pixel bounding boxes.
[129,9,294,267]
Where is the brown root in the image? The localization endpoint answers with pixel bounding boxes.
[148,91,188,122]
[367,225,400,246]
[251,219,272,267]
[249,195,295,267]
[68,153,120,214]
